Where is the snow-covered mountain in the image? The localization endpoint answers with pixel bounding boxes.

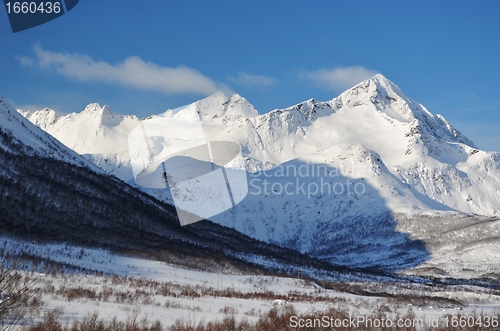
[0,95,100,170]
[18,103,140,180]
[2,93,348,276]
[19,75,500,276]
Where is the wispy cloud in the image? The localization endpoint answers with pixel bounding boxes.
[300,66,378,91]
[226,72,276,89]
[15,55,34,67]
[17,43,231,96]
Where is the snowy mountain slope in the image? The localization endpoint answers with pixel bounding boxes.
[0,94,99,170]
[20,75,500,217]
[18,75,500,273]
[207,75,498,217]
[19,93,259,181]
[210,75,499,272]
[2,94,371,276]
[394,212,500,279]
[19,103,141,180]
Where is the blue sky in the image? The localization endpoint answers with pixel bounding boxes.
[1,1,499,151]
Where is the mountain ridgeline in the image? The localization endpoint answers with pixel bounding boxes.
[14,75,500,279]
[0,94,363,277]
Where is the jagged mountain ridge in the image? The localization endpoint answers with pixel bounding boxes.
[18,75,500,275]
[0,96,99,170]
[1,94,369,276]
[20,74,499,216]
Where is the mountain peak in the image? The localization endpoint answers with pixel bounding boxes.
[368,76,413,117]
[370,73,396,86]
[328,73,420,124]
[82,103,112,116]
[176,92,259,120]
[327,75,476,148]
[80,103,126,127]
[359,73,401,92]
[0,93,97,168]
[19,107,59,129]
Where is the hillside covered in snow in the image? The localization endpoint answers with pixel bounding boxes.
[1,93,358,277]
[18,75,500,278]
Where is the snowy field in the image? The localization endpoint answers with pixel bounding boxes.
[2,237,500,329]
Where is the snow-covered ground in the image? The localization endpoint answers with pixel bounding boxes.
[3,237,500,329]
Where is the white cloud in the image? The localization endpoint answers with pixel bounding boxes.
[300,66,379,91]
[17,43,231,96]
[15,55,34,67]
[226,72,276,89]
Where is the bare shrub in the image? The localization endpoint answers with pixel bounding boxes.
[0,261,43,330]
[218,305,238,315]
